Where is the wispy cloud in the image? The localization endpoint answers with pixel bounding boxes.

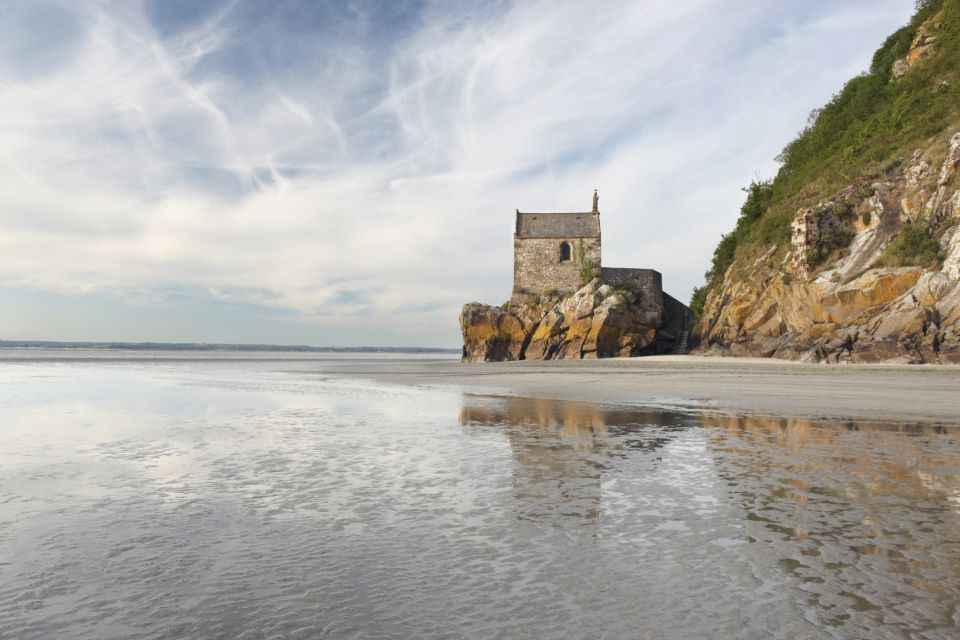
[0,0,915,344]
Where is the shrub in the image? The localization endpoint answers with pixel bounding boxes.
[577,240,595,284]
[820,226,855,253]
[856,183,877,199]
[697,180,774,294]
[874,223,944,268]
[690,285,708,318]
[579,260,595,285]
[832,202,854,221]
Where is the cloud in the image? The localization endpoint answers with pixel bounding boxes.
[0,0,915,344]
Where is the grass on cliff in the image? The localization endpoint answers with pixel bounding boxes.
[692,0,960,315]
[691,179,773,316]
[872,223,945,269]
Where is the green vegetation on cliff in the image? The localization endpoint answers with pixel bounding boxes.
[874,222,945,269]
[692,0,960,315]
[691,180,773,316]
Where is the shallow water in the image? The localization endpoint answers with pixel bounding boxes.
[1,354,959,639]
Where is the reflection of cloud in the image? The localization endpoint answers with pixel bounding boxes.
[0,1,915,343]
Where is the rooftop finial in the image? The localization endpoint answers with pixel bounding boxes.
[592,189,599,213]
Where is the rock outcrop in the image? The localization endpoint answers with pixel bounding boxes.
[893,17,939,78]
[461,278,674,362]
[694,131,960,364]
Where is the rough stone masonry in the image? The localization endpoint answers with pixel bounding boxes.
[512,190,664,306]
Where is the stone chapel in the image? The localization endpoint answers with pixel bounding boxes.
[512,191,664,302]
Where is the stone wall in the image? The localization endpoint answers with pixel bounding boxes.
[788,205,851,282]
[661,292,694,350]
[513,237,601,294]
[789,208,820,281]
[600,267,662,302]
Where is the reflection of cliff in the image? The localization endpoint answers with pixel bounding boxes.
[702,414,959,502]
[702,414,960,575]
[700,413,960,625]
[459,395,685,521]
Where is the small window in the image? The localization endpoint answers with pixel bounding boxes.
[559,241,571,262]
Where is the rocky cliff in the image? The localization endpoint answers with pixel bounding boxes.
[696,133,960,364]
[693,1,960,364]
[461,278,683,362]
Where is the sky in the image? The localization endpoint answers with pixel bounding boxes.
[0,0,917,347]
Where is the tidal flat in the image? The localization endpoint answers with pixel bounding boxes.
[2,350,960,639]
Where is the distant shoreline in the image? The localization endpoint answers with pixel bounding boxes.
[0,340,459,354]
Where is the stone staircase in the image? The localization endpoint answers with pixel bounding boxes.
[670,312,694,355]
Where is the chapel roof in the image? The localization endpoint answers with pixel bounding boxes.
[515,211,600,238]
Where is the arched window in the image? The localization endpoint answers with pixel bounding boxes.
[559,241,571,262]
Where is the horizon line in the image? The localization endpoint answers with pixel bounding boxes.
[0,339,460,353]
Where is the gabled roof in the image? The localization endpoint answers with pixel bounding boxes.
[515,211,600,238]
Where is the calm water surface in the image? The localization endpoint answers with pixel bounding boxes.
[1,354,959,639]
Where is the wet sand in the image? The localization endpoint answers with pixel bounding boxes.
[6,356,960,637]
[3,349,957,425]
[330,355,960,425]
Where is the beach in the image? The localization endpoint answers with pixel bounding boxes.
[5,349,958,424]
[3,349,960,638]
[327,354,960,425]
